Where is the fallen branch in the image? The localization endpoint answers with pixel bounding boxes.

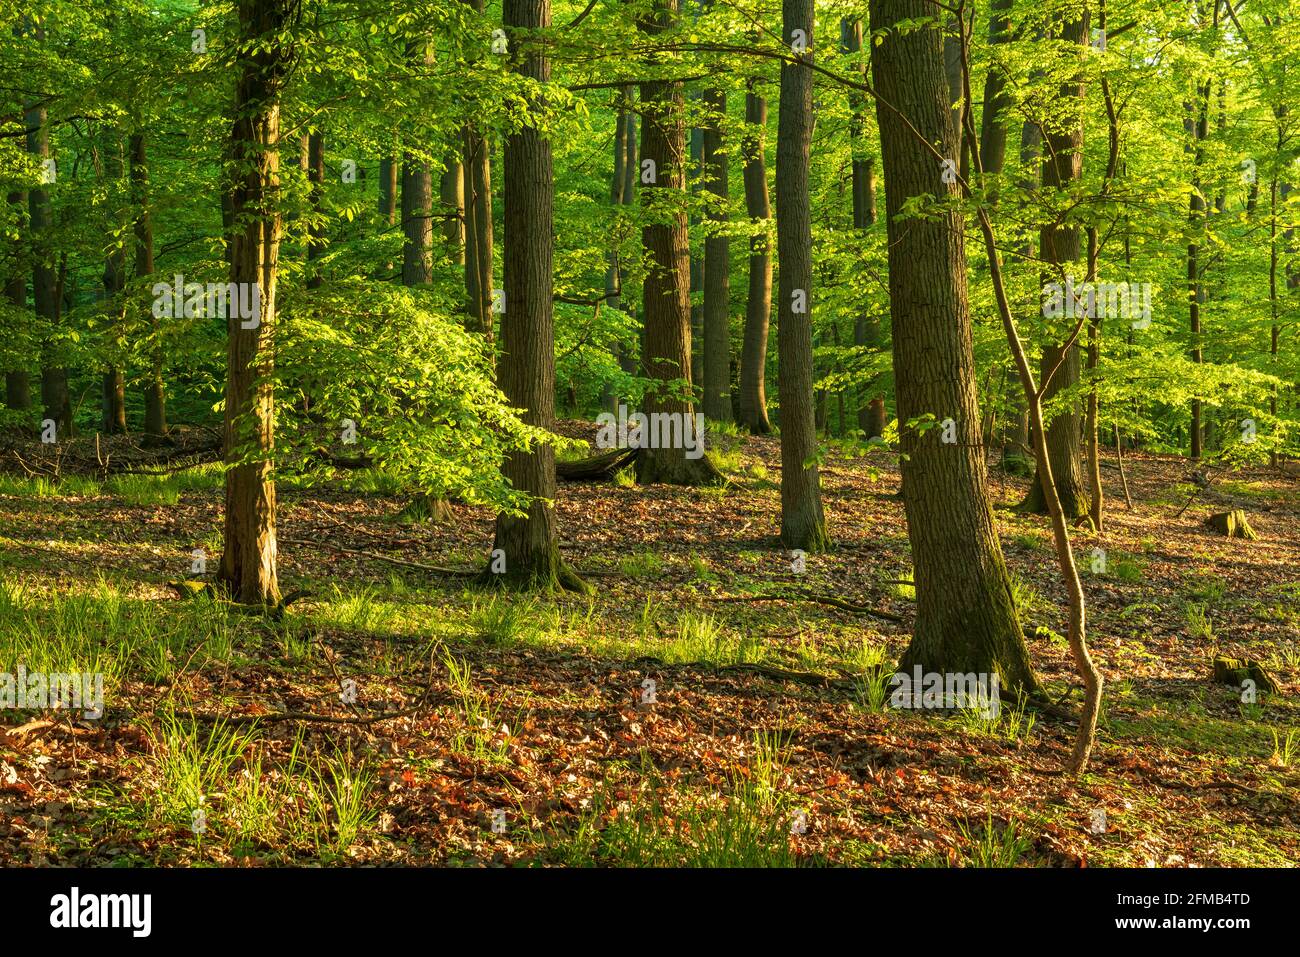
[556,446,638,482]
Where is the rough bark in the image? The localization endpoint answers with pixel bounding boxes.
[869,0,1039,696]
[775,0,829,549]
[492,0,584,591]
[218,0,297,605]
[635,0,723,485]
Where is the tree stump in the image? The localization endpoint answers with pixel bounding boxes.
[1212,656,1280,696]
[1206,509,1257,540]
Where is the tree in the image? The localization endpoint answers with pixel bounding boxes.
[4,189,28,411]
[401,43,434,289]
[491,0,584,592]
[842,18,882,439]
[869,0,1039,696]
[129,133,166,439]
[217,0,299,605]
[306,129,324,289]
[462,0,495,349]
[738,81,773,434]
[775,0,828,550]
[701,85,732,423]
[28,98,71,437]
[635,0,722,485]
[1021,13,1089,520]
[101,138,127,434]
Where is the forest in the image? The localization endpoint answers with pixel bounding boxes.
[0,0,1297,872]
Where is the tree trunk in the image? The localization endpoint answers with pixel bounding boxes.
[843,19,882,436]
[1022,15,1089,520]
[306,129,324,289]
[4,191,28,410]
[218,0,296,605]
[688,124,704,391]
[601,90,635,413]
[869,0,1039,696]
[101,139,128,434]
[738,84,773,434]
[378,156,398,225]
[702,86,732,423]
[28,101,71,437]
[492,0,584,592]
[775,0,829,550]
[977,0,1013,194]
[1187,79,1210,460]
[635,0,723,485]
[130,133,166,439]
[1016,119,1040,258]
[463,123,495,348]
[401,44,434,289]
[441,154,464,266]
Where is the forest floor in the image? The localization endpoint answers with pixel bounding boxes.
[1,421,1297,867]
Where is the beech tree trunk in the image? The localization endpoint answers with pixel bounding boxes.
[101,139,128,434]
[978,0,1013,194]
[401,44,434,289]
[689,125,704,390]
[462,0,495,350]
[1187,77,1210,460]
[1023,14,1089,520]
[775,0,828,549]
[493,0,584,592]
[29,101,71,437]
[738,84,773,434]
[379,155,398,225]
[601,91,635,413]
[635,0,722,485]
[218,0,297,605]
[441,154,464,266]
[463,124,495,347]
[131,133,166,439]
[843,19,882,437]
[869,0,1039,696]
[702,86,732,423]
[4,191,28,410]
[306,129,324,289]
